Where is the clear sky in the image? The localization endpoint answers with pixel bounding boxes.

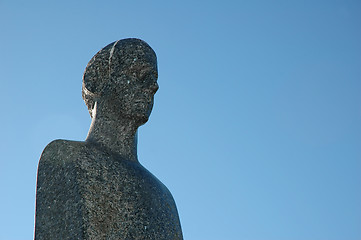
[0,0,360,239]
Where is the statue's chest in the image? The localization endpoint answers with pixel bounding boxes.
[76,154,165,209]
[73,154,178,239]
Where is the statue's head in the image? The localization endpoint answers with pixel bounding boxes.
[82,38,158,125]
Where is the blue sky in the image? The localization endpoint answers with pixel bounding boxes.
[1,1,360,239]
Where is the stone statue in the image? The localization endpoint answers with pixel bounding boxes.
[34,39,183,240]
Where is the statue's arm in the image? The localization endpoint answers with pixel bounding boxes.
[34,140,84,240]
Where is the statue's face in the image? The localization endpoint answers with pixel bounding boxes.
[110,56,158,124]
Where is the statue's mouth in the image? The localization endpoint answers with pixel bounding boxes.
[134,100,148,106]
[134,96,152,105]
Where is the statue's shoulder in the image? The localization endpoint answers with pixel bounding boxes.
[40,139,87,164]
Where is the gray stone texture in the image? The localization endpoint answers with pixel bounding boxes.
[35,39,183,240]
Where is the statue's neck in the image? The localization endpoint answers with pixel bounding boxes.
[85,102,139,162]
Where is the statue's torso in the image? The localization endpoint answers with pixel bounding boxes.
[35,140,183,240]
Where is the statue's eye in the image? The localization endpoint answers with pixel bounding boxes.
[138,73,149,85]
[138,69,157,84]
[140,72,148,80]
[139,69,149,80]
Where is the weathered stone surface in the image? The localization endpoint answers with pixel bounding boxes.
[34,39,183,239]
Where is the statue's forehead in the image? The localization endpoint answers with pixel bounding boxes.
[111,50,157,75]
[113,49,156,66]
[131,58,157,71]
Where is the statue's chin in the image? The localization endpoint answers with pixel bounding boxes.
[118,104,152,126]
[133,107,153,126]
[123,112,149,126]
[137,115,150,126]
